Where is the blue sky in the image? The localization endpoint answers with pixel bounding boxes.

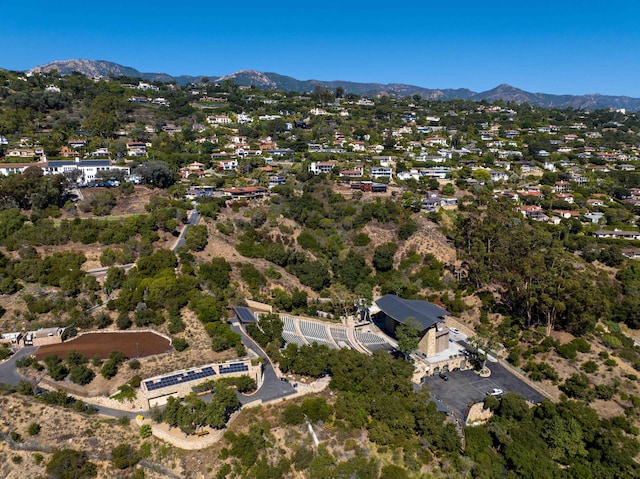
[2,1,640,96]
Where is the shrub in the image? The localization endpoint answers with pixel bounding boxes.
[116,312,132,330]
[172,337,189,352]
[398,219,418,240]
[139,424,152,439]
[523,361,559,382]
[69,364,95,386]
[572,338,591,353]
[111,443,140,469]
[560,373,594,401]
[100,360,119,379]
[581,360,598,374]
[112,385,137,403]
[128,359,141,370]
[556,342,578,360]
[46,449,96,479]
[282,404,305,425]
[352,232,371,247]
[301,397,332,423]
[601,334,622,349]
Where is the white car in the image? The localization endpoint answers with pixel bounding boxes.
[486,388,504,397]
[449,327,459,333]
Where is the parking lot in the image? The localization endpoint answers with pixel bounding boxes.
[423,362,545,420]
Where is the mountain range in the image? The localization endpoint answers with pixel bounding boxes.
[25,59,640,112]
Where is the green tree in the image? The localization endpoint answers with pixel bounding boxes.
[46,449,97,479]
[373,242,398,272]
[396,318,422,356]
[134,161,174,188]
[111,443,140,469]
[184,224,208,251]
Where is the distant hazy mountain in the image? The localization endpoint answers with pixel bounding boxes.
[28,59,182,84]
[469,84,640,111]
[24,59,640,111]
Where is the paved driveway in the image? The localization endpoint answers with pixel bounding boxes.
[0,347,36,387]
[230,324,296,404]
[422,363,545,420]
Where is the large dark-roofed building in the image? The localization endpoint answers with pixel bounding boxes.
[375,294,448,333]
[373,294,450,357]
[233,306,257,324]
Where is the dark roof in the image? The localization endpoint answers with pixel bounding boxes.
[233,306,256,323]
[375,294,448,331]
[47,159,112,167]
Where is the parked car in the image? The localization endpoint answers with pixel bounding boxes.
[450,327,459,333]
[486,388,504,396]
[439,372,449,381]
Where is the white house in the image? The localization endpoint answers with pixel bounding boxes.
[370,166,393,180]
[206,115,232,125]
[218,159,238,171]
[308,161,336,175]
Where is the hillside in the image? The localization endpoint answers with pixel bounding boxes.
[20,59,640,110]
[0,73,639,478]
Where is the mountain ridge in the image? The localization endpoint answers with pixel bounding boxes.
[21,59,640,111]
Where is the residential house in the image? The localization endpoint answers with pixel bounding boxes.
[621,248,640,260]
[180,162,207,178]
[44,159,129,185]
[68,139,87,149]
[422,193,445,212]
[6,148,37,158]
[339,167,364,178]
[584,212,605,224]
[424,137,448,147]
[206,115,232,125]
[420,168,451,179]
[350,141,366,152]
[221,186,269,200]
[593,229,640,241]
[415,155,447,163]
[552,210,580,219]
[218,159,238,171]
[268,175,286,188]
[59,146,79,158]
[370,166,393,180]
[359,182,387,193]
[0,161,47,176]
[126,141,147,157]
[586,198,606,207]
[554,193,574,204]
[91,148,110,157]
[309,161,337,175]
[519,205,549,222]
[236,113,253,124]
[489,170,509,182]
[397,169,421,181]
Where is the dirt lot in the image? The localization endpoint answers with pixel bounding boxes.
[68,185,167,219]
[34,332,172,361]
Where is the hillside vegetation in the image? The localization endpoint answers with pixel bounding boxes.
[0,69,639,478]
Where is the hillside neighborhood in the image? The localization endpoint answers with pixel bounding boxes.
[0,67,639,479]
